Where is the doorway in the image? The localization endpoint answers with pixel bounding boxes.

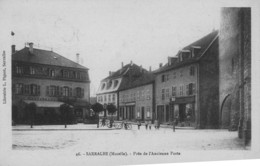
[141,107,145,121]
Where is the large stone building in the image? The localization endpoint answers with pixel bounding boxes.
[219,8,251,145]
[153,30,219,129]
[12,43,91,124]
[118,67,154,121]
[96,62,154,121]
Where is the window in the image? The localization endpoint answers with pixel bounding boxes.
[136,91,140,100]
[104,95,107,102]
[180,85,184,96]
[161,75,165,82]
[137,107,141,118]
[146,90,151,100]
[162,89,165,100]
[172,86,176,96]
[50,69,55,77]
[173,72,176,79]
[75,72,80,79]
[112,94,115,101]
[15,83,23,94]
[108,94,111,102]
[49,86,56,96]
[24,84,30,94]
[30,67,36,75]
[16,66,23,74]
[30,84,40,96]
[113,80,119,88]
[190,66,195,76]
[76,87,84,98]
[63,70,69,78]
[107,81,112,89]
[166,88,170,98]
[101,83,106,90]
[146,107,151,118]
[63,87,69,97]
[166,74,169,81]
[180,70,183,77]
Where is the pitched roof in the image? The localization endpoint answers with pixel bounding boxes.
[153,30,219,74]
[12,47,88,70]
[118,71,155,91]
[100,62,155,92]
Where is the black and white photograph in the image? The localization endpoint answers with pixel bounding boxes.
[0,0,260,166]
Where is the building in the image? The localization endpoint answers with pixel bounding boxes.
[118,66,155,122]
[153,30,219,129]
[12,43,91,124]
[96,62,154,121]
[219,8,251,145]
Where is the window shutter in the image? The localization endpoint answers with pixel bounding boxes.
[73,88,77,97]
[81,88,84,98]
[46,86,49,96]
[60,87,63,96]
[56,86,59,96]
[69,88,72,97]
[37,85,40,96]
[193,83,196,94]
[186,84,189,95]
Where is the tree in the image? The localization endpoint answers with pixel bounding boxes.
[91,103,103,128]
[26,102,37,128]
[60,103,71,128]
[107,103,117,119]
[91,102,104,116]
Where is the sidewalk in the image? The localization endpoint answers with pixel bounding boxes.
[12,124,116,131]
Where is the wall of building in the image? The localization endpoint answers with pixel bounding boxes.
[96,92,118,117]
[198,37,219,129]
[219,8,251,145]
[155,64,198,124]
[118,84,153,121]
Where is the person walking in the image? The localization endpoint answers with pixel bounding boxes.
[137,121,141,130]
[145,121,148,130]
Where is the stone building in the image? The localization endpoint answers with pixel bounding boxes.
[219,8,251,145]
[154,30,219,129]
[12,43,91,124]
[96,62,154,121]
[118,68,154,121]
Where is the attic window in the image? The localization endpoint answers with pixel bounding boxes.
[180,50,191,61]
[191,46,201,57]
[101,83,106,90]
[106,80,112,89]
[113,80,119,88]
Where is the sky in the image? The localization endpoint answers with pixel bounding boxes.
[1,0,221,97]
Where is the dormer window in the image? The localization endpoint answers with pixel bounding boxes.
[180,50,191,61]
[113,80,119,88]
[191,46,201,57]
[101,83,106,90]
[106,80,112,89]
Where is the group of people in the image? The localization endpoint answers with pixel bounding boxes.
[137,120,160,130]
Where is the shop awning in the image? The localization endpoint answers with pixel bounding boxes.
[23,100,64,108]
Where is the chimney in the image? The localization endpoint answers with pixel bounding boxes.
[168,57,171,66]
[11,45,15,54]
[130,60,133,66]
[28,42,34,54]
[121,62,124,68]
[149,66,152,72]
[76,53,80,64]
[159,63,163,68]
[140,65,143,72]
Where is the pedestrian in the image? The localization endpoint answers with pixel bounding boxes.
[154,120,158,129]
[145,121,148,130]
[149,121,152,130]
[137,121,141,130]
[157,120,160,130]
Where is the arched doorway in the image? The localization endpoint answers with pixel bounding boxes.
[220,94,231,129]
